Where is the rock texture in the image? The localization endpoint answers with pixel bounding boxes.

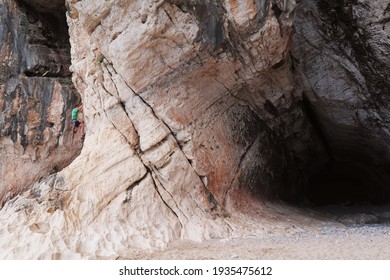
[0,0,389,260]
[0,0,81,207]
[292,0,390,204]
[0,0,318,259]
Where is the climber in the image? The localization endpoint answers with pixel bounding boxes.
[71,104,84,142]
[71,105,82,127]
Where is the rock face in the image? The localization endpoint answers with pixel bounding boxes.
[0,0,81,207]
[0,0,316,258]
[0,0,389,259]
[292,0,390,204]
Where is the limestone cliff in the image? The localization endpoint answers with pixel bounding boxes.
[0,0,389,259]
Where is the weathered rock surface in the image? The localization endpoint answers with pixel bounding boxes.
[0,0,81,207]
[0,0,321,259]
[0,0,389,260]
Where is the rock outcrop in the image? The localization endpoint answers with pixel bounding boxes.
[0,0,389,259]
[0,0,81,207]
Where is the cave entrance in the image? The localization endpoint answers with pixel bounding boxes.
[274,94,390,225]
[287,159,390,226]
[305,162,382,207]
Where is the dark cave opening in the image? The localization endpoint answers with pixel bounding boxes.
[288,158,390,226]
[278,95,390,211]
[303,162,386,207]
[270,119,390,226]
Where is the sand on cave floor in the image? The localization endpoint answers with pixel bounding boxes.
[123,204,390,260]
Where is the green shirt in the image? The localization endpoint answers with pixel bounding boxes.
[71,108,79,120]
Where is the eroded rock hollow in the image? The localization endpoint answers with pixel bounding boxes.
[0,0,389,259]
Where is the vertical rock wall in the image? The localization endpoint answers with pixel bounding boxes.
[0,0,81,207]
